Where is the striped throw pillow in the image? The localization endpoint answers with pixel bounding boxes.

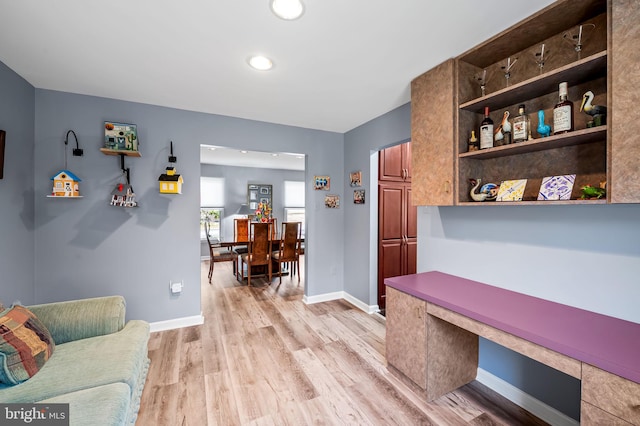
[0,305,55,385]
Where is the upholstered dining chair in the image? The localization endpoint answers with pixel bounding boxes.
[272,221,301,284]
[233,218,250,277]
[239,222,272,286]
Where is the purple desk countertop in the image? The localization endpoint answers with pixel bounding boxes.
[385,271,640,384]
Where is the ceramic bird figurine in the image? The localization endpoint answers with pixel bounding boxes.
[469,178,499,202]
[580,91,607,116]
[580,91,607,126]
[537,110,551,137]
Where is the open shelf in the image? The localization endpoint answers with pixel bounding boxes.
[458,199,607,207]
[459,51,607,113]
[46,195,83,199]
[100,148,141,157]
[459,126,607,160]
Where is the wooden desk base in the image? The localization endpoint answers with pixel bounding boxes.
[385,286,640,425]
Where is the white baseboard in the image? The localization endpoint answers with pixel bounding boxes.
[343,292,379,314]
[149,313,205,333]
[303,291,379,314]
[476,368,578,426]
[303,291,343,305]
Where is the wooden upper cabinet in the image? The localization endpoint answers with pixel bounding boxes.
[609,0,640,203]
[411,59,456,206]
[410,0,640,206]
[379,142,411,182]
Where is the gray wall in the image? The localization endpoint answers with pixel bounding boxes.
[0,61,35,306]
[200,163,305,254]
[33,89,344,321]
[343,103,411,305]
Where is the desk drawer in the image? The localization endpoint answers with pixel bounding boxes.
[582,363,640,425]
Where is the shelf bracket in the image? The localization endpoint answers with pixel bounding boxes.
[119,154,131,184]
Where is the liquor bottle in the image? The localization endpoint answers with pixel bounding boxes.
[468,130,479,152]
[553,82,574,134]
[512,104,530,143]
[479,106,494,149]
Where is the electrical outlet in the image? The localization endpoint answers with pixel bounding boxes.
[170,281,183,294]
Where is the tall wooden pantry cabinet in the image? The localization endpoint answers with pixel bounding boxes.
[378,142,417,312]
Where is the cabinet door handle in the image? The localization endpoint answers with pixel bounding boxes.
[444,180,451,193]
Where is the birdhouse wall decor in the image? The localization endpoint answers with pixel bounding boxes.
[110,182,137,207]
[103,122,138,153]
[47,130,84,198]
[49,170,82,197]
[158,141,183,194]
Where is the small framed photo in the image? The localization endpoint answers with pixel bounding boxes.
[353,189,365,204]
[350,171,362,187]
[324,194,340,208]
[314,175,330,190]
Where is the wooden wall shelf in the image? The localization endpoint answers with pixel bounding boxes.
[459,126,607,160]
[100,148,141,157]
[459,51,607,113]
[457,199,606,207]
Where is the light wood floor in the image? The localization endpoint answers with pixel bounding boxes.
[136,258,547,425]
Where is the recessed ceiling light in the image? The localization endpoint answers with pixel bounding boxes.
[248,55,273,71]
[240,150,248,154]
[271,153,279,157]
[208,147,216,151]
[270,0,304,20]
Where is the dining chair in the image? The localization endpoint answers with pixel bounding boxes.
[233,218,250,277]
[239,222,272,286]
[204,221,215,284]
[269,218,278,239]
[272,221,301,284]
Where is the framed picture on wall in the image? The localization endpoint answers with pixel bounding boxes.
[248,184,272,209]
[353,189,365,204]
[324,194,340,208]
[350,171,362,187]
[104,122,138,152]
[314,175,330,190]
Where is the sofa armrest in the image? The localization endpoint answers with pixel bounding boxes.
[28,296,126,344]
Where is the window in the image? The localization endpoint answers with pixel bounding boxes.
[201,177,225,241]
[201,208,223,241]
[284,181,305,236]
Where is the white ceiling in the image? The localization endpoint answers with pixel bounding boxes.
[0,0,555,133]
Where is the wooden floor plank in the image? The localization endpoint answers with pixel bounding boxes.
[137,260,549,425]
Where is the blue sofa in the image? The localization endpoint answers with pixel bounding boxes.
[0,296,150,426]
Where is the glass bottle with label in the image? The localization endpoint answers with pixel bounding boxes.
[479,106,494,149]
[553,82,574,134]
[512,104,530,143]
[468,130,479,151]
